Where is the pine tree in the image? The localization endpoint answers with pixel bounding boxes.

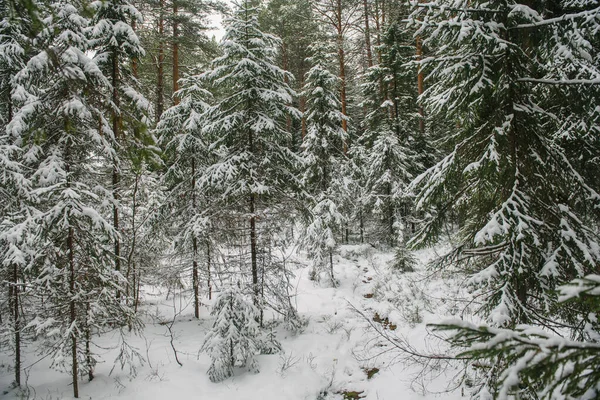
[199,0,301,312]
[201,284,261,382]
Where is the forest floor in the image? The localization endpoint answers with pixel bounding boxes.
[1,244,475,400]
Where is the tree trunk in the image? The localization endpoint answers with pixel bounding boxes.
[329,250,336,287]
[207,241,212,300]
[112,49,121,297]
[66,142,79,398]
[336,0,349,152]
[363,0,373,68]
[156,0,165,121]
[131,18,138,79]
[85,303,93,382]
[250,193,259,305]
[173,0,180,105]
[192,158,200,319]
[299,75,307,141]
[13,263,20,387]
[416,34,425,134]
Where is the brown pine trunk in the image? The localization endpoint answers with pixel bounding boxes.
[282,42,292,135]
[299,75,307,141]
[173,1,180,105]
[363,0,373,68]
[336,0,348,152]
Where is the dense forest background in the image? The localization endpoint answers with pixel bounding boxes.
[1,0,600,397]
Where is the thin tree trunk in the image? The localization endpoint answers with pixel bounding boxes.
[126,173,139,304]
[66,141,79,398]
[206,241,212,300]
[173,0,180,105]
[86,303,93,382]
[336,0,348,152]
[131,19,138,79]
[387,182,394,247]
[250,194,259,305]
[282,41,292,136]
[8,98,20,388]
[156,0,165,121]
[416,34,425,134]
[112,49,121,298]
[13,263,20,387]
[299,75,307,141]
[192,158,200,319]
[363,0,373,68]
[329,250,335,287]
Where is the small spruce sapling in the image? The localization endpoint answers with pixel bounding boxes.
[201,284,261,382]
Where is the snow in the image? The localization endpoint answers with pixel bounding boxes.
[0,245,468,400]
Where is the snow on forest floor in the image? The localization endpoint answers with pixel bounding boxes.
[1,244,476,400]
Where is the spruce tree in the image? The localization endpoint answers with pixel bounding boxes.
[0,0,35,387]
[201,284,261,382]
[8,1,142,395]
[157,74,213,316]
[90,0,151,291]
[409,0,600,396]
[199,0,301,313]
[409,0,600,327]
[299,43,347,285]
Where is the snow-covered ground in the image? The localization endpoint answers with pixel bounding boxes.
[1,245,474,400]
